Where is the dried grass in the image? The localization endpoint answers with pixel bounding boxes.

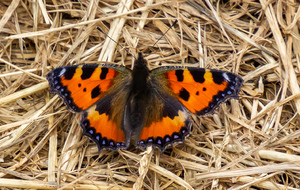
[1,0,300,189]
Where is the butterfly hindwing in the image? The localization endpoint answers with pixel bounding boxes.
[47,64,130,112]
[152,67,243,115]
[136,92,192,152]
[80,92,130,151]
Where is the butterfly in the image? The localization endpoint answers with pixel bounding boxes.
[46,52,243,152]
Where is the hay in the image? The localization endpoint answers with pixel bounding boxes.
[1,0,300,189]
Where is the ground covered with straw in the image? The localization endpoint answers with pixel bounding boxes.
[0,0,300,189]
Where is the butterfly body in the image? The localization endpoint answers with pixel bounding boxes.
[47,53,243,152]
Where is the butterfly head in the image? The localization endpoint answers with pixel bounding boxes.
[136,52,146,66]
[133,52,149,72]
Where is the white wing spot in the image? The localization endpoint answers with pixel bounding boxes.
[222,73,230,81]
[58,68,66,77]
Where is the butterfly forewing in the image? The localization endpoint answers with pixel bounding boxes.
[47,64,130,112]
[152,67,243,115]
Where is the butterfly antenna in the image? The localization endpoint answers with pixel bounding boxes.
[96,27,136,59]
[152,20,178,47]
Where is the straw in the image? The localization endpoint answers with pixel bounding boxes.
[1,0,300,189]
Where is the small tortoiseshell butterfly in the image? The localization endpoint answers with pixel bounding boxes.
[47,53,243,152]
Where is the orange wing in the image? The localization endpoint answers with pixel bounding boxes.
[47,64,131,151]
[80,93,129,151]
[158,67,243,115]
[136,92,192,152]
[47,64,130,112]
